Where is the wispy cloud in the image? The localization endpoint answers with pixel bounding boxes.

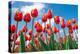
[20,3,45,16]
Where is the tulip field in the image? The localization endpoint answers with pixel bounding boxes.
[9,1,78,53]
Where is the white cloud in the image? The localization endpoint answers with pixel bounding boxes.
[11,8,19,14]
[20,3,45,16]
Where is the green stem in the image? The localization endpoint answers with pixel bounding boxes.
[44,23,48,45]
[32,18,34,46]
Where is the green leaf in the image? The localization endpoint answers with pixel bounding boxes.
[48,33,55,50]
[30,42,37,51]
[38,37,49,50]
[20,32,25,52]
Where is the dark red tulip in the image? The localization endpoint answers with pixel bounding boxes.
[24,13,31,22]
[52,26,58,33]
[34,38,39,44]
[72,18,76,24]
[36,24,43,33]
[54,16,60,24]
[22,25,28,32]
[61,18,66,28]
[47,10,52,19]
[72,24,78,30]
[68,26,73,33]
[14,11,23,22]
[34,22,40,28]
[25,35,29,41]
[10,25,16,33]
[42,14,47,22]
[31,8,38,18]
[11,33,18,41]
[66,20,72,28]
[46,29,52,36]
[28,29,32,36]
[46,24,50,29]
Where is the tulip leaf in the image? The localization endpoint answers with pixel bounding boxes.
[38,37,49,50]
[48,33,55,50]
[30,42,37,51]
[20,32,25,52]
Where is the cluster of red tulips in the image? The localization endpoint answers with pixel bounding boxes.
[9,8,78,53]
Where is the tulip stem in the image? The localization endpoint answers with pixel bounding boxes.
[32,18,34,46]
[44,23,48,45]
[13,21,18,52]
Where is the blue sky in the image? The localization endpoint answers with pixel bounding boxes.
[9,1,78,36]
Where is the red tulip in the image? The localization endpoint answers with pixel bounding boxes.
[11,33,18,41]
[72,24,78,30]
[72,18,76,24]
[24,13,31,22]
[22,25,28,32]
[26,44,31,49]
[10,25,16,33]
[54,16,60,24]
[75,24,78,29]
[52,26,58,33]
[61,18,66,28]
[28,29,32,36]
[36,24,43,33]
[46,24,50,29]
[31,8,38,18]
[46,29,52,36]
[42,14,47,22]
[47,9,52,19]
[68,26,73,33]
[34,38,39,44]
[14,11,23,22]
[15,41,20,45]
[34,22,40,28]
[66,20,72,28]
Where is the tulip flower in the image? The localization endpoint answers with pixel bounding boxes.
[22,25,28,33]
[52,26,58,34]
[14,11,23,22]
[34,22,40,28]
[25,35,31,41]
[72,18,76,24]
[31,8,38,45]
[66,20,72,28]
[68,26,73,33]
[28,29,32,36]
[61,18,66,28]
[47,10,52,30]
[15,41,20,45]
[36,24,43,33]
[10,25,16,33]
[13,11,23,52]
[41,14,48,44]
[46,24,51,29]
[31,8,38,18]
[54,16,60,24]
[24,13,31,33]
[24,13,31,22]
[46,29,52,36]
[42,14,47,22]
[47,10,52,19]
